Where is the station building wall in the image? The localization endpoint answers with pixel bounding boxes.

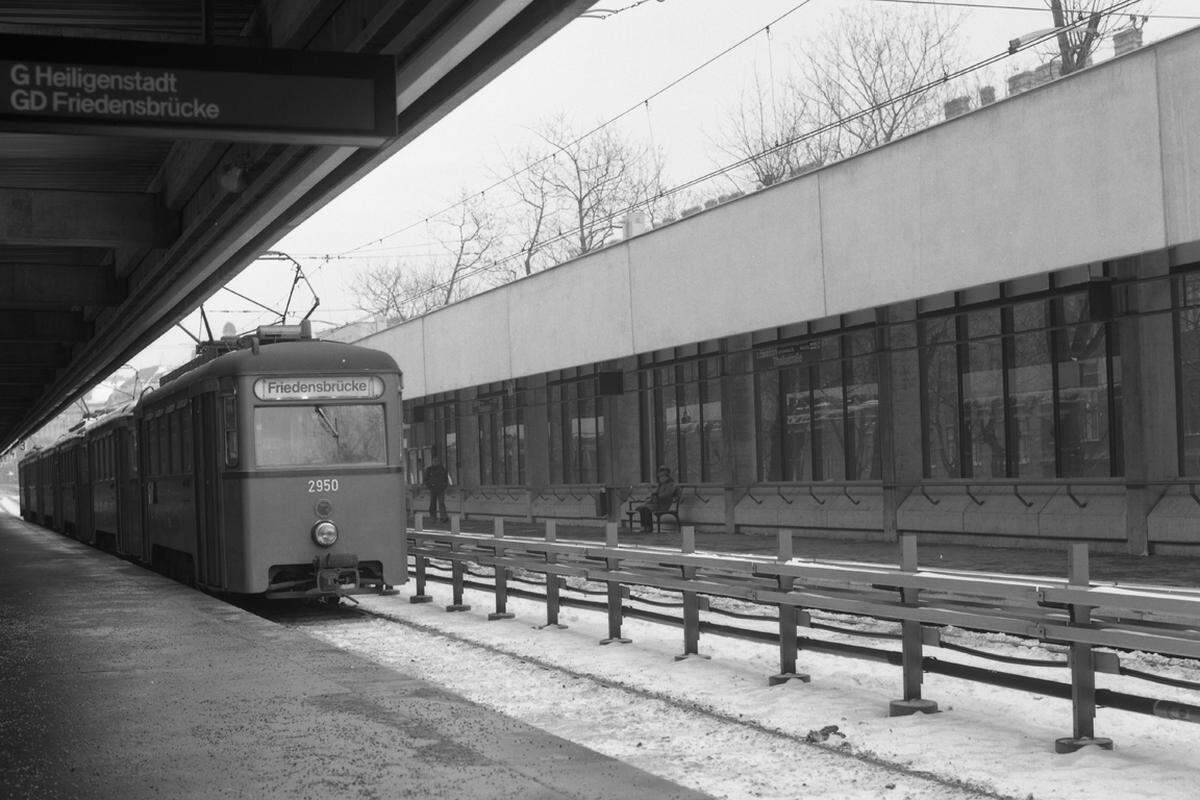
[360,27,1200,555]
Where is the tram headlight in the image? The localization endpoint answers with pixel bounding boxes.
[311,520,338,547]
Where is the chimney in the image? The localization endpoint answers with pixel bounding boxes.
[943,95,971,120]
[622,210,648,239]
[1113,27,1143,57]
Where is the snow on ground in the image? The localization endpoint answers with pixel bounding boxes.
[299,580,1200,800]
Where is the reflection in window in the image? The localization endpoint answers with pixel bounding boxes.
[756,331,879,482]
[254,404,386,467]
[919,288,1118,479]
[407,398,459,486]
[477,387,524,485]
[548,376,606,484]
[1176,271,1200,473]
[920,317,960,478]
[641,357,723,483]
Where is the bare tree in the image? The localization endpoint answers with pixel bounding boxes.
[710,70,826,189]
[1045,0,1131,75]
[501,114,667,269]
[798,6,962,161]
[350,190,500,321]
[710,6,960,183]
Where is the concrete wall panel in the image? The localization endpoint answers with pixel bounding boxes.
[1156,29,1200,247]
[419,289,511,392]
[506,246,634,377]
[628,180,825,354]
[820,51,1166,313]
[364,318,428,398]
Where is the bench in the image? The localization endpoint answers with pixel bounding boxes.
[625,487,683,533]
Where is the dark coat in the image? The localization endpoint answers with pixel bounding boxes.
[423,462,449,491]
[646,477,677,511]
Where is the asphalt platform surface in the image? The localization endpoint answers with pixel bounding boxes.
[0,511,712,800]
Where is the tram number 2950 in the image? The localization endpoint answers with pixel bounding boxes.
[307,478,340,493]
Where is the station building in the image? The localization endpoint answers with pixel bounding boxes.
[358,27,1200,556]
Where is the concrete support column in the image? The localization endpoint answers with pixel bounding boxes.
[723,336,757,533]
[457,388,480,511]
[1117,252,1176,555]
[610,359,642,487]
[882,303,924,540]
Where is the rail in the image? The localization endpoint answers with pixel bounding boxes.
[404,519,1200,754]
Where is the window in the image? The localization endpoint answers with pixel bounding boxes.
[222,395,238,468]
[253,404,386,467]
[407,396,459,486]
[641,356,724,483]
[919,288,1118,479]
[548,375,607,484]
[755,331,879,482]
[1175,269,1200,473]
[477,385,525,485]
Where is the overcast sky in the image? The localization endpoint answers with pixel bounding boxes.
[133,0,1198,368]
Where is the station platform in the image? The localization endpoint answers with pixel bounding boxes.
[0,513,710,800]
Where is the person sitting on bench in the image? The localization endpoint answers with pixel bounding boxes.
[636,465,677,533]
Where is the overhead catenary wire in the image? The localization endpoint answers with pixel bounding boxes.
[866,0,1198,21]
[348,0,1141,310]
[337,0,821,258]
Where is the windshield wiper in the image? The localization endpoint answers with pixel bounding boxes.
[314,406,340,441]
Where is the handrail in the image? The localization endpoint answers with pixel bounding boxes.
[404,525,1200,751]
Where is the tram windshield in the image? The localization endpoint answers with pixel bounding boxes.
[253,404,386,467]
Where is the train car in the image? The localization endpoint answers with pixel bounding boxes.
[55,430,93,541]
[17,447,41,522]
[135,327,406,597]
[86,406,141,556]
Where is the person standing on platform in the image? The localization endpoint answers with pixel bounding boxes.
[423,454,450,522]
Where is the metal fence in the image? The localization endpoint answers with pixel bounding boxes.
[405,516,1200,753]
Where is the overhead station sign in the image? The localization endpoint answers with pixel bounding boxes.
[0,34,396,145]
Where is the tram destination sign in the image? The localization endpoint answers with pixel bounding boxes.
[0,34,396,145]
[254,376,385,402]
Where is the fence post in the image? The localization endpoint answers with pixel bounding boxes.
[770,529,810,685]
[445,539,470,612]
[409,535,433,604]
[675,526,711,661]
[600,521,631,645]
[488,517,515,620]
[1055,542,1114,753]
[890,533,938,716]
[414,511,425,531]
[537,519,568,629]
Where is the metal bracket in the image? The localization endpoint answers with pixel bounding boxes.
[1013,484,1034,508]
[843,485,861,506]
[806,485,823,506]
[1066,485,1088,509]
[966,485,984,506]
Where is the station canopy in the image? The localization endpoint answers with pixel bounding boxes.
[0,0,588,454]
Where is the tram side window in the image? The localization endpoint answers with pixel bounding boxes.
[180,406,193,474]
[222,396,238,467]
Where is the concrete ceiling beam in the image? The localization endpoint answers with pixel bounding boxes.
[0,310,92,341]
[0,187,177,248]
[0,263,125,308]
